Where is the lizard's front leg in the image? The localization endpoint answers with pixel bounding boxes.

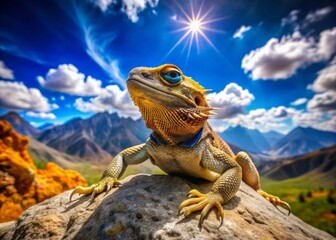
[179,146,242,227]
[70,143,149,203]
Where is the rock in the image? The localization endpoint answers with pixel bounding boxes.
[0,121,86,223]
[0,174,334,240]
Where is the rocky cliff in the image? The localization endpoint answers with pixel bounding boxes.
[0,174,333,240]
[0,120,86,223]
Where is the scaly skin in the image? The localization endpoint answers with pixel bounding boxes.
[70,64,290,227]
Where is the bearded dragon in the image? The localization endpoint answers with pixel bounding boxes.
[70,64,290,227]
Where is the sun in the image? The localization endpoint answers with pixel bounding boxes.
[165,1,225,60]
[190,20,201,32]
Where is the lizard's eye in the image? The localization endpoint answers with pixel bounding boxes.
[161,70,182,84]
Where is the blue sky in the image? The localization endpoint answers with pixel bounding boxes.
[0,0,335,133]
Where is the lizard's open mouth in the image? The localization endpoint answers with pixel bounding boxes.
[127,77,197,108]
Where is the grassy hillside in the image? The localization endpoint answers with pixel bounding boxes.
[261,176,336,237]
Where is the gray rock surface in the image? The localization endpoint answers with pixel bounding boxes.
[0,174,334,240]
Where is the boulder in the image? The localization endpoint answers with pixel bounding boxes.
[0,174,334,240]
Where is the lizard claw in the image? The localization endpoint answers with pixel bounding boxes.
[178,189,224,228]
[257,189,291,215]
[69,177,119,202]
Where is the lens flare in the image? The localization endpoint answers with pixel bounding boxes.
[165,1,225,60]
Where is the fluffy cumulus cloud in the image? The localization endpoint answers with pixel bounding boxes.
[212,103,335,133]
[314,115,336,132]
[291,98,307,106]
[74,85,140,119]
[0,81,57,112]
[307,59,336,112]
[242,31,318,80]
[242,27,336,80]
[26,111,56,119]
[233,25,251,39]
[227,106,298,133]
[121,0,159,22]
[309,59,336,93]
[318,27,336,60]
[93,0,114,11]
[38,64,103,96]
[0,60,14,80]
[207,83,254,119]
[93,0,159,22]
[307,91,336,112]
[293,111,336,132]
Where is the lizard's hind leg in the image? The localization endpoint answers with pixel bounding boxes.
[235,151,291,215]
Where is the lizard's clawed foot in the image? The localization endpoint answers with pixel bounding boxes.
[69,177,121,203]
[178,189,224,228]
[257,189,291,215]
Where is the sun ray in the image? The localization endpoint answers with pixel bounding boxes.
[164,0,225,59]
[164,29,192,59]
[198,30,220,54]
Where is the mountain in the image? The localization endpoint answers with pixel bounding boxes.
[261,145,336,186]
[37,122,55,131]
[219,126,282,153]
[36,112,151,160]
[271,127,336,158]
[262,131,284,146]
[0,111,40,136]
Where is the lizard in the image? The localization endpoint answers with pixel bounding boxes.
[70,64,290,227]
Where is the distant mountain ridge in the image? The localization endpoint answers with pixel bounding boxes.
[260,145,336,186]
[219,125,336,158]
[0,111,40,136]
[219,126,284,153]
[37,122,55,131]
[36,112,151,160]
[271,127,336,158]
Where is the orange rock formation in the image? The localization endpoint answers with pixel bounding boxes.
[0,120,86,223]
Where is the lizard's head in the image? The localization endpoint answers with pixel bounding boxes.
[127,64,215,144]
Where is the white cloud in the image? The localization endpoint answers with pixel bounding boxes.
[74,85,140,119]
[93,0,159,23]
[83,27,126,86]
[242,28,336,80]
[242,31,319,80]
[26,111,56,119]
[307,59,336,113]
[281,7,333,30]
[121,0,159,22]
[291,98,307,106]
[38,64,103,96]
[304,6,333,25]
[0,60,14,80]
[318,27,336,60]
[307,91,336,112]
[281,10,300,27]
[94,0,115,11]
[309,59,336,93]
[0,81,56,112]
[211,103,335,133]
[226,106,299,133]
[293,111,336,132]
[314,115,336,132]
[207,83,254,119]
[233,25,251,39]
